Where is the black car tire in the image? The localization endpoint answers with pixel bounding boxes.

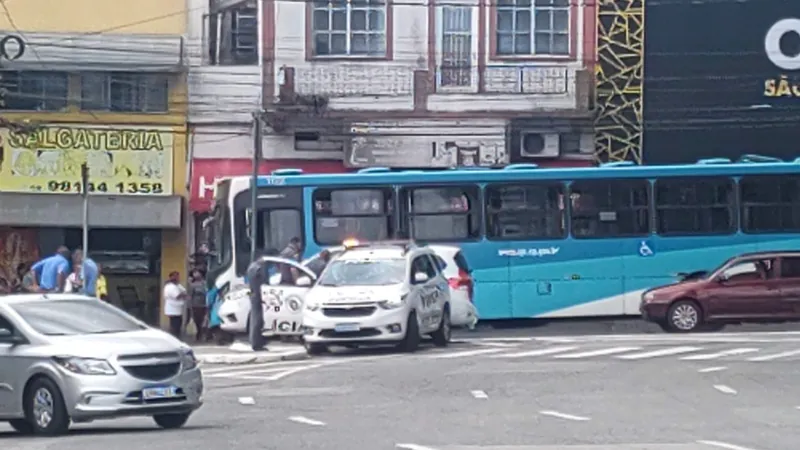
[7,418,34,434]
[153,412,191,429]
[304,342,328,355]
[23,376,70,436]
[666,300,703,333]
[431,305,451,347]
[398,311,421,352]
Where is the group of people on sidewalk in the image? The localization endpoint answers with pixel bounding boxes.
[14,246,107,298]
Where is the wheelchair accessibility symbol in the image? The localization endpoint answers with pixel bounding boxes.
[638,241,654,257]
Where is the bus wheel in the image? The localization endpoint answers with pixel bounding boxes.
[667,300,703,333]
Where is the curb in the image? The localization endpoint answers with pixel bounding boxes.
[197,350,309,365]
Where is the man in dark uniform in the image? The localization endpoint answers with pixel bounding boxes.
[246,248,278,351]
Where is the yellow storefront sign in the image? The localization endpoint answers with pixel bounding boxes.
[0,125,174,195]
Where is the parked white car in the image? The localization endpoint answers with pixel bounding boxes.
[301,241,452,354]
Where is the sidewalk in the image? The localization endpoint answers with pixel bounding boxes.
[193,341,309,365]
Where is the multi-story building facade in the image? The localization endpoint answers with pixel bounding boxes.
[186,0,347,230]
[0,0,188,325]
[265,0,596,168]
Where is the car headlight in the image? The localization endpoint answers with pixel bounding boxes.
[181,349,198,370]
[54,356,116,375]
[305,298,321,311]
[378,297,404,310]
[642,291,654,302]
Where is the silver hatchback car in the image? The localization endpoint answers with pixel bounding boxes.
[0,294,203,436]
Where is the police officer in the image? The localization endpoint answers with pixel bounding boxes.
[246,248,279,351]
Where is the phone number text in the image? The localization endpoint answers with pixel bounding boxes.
[46,181,165,194]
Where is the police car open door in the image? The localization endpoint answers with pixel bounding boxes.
[259,256,317,336]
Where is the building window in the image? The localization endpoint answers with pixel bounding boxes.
[486,183,565,240]
[0,71,68,111]
[496,0,569,56]
[655,177,735,236]
[440,6,472,87]
[311,0,387,57]
[740,176,800,233]
[570,180,649,238]
[206,6,258,65]
[80,73,169,113]
[400,186,480,241]
[313,188,395,244]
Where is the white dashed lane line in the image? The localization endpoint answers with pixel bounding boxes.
[288,416,326,426]
[538,410,591,421]
[747,349,800,361]
[713,384,738,395]
[616,346,702,360]
[427,348,506,359]
[490,345,580,359]
[698,366,728,373]
[680,348,760,360]
[552,346,642,359]
[470,390,488,399]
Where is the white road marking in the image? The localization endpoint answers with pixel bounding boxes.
[470,390,488,399]
[698,366,728,373]
[208,364,323,381]
[616,346,702,360]
[428,348,505,359]
[539,410,591,421]
[746,349,800,361]
[455,337,534,343]
[237,396,255,405]
[713,384,737,395]
[206,366,298,378]
[697,439,758,450]
[680,348,759,360]
[202,360,311,374]
[396,444,438,450]
[472,341,522,348]
[491,345,579,359]
[288,416,325,426]
[552,346,641,359]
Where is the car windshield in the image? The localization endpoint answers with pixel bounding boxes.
[317,259,406,286]
[11,299,147,336]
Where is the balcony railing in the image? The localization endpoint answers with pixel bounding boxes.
[434,65,570,95]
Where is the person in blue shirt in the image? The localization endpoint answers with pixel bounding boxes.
[71,249,98,297]
[30,246,71,292]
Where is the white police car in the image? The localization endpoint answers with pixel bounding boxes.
[300,241,452,354]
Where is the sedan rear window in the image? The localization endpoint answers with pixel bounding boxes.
[11,299,147,336]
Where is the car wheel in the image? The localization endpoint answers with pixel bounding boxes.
[398,311,421,353]
[8,419,34,434]
[153,412,191,429]
[23,377,70,436]
[667,300,703,333]
[431,305,451,347]
[304,342,328,355]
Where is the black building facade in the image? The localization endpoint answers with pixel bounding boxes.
[595,0,800,164]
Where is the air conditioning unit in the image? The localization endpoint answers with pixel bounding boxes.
[519,132,560,158]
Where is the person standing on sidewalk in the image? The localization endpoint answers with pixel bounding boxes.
[29,246,71,292]
[186,269,209,342]
[163,271,187,339]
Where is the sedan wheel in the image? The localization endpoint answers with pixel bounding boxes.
[668,301,702,332]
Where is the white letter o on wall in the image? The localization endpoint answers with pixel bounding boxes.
[765,18,800,70]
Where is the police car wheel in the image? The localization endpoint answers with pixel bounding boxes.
[398,311,420,352]
[305,342,328,355]
[431,305,451,347]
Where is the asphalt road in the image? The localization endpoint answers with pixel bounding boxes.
[3,325,799,450]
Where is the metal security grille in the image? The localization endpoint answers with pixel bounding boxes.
[440,6,472,87]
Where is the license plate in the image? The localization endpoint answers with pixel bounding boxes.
[142,386,178,400]
[334,323,360,332]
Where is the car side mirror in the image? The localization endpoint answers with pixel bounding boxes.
[296,276,312,287]
[0,327,24,345]
[414,272,429,284]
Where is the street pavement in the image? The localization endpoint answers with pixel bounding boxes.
[2,323,799,449]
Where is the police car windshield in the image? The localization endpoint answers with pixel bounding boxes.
[318,259,406,287]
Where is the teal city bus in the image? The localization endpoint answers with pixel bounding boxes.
[205,156,800,321]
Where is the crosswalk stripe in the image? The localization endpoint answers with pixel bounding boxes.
[616,346,703,360]
[746,349,800,361]
[552,346,641,359]
[428,348,506,359]
[680,348,759,360]
[490,346,580,359]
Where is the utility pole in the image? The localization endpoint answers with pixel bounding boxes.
[80,163,89,289]
[249,111,263,263]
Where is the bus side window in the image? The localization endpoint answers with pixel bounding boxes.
[313,188,395,244]
[399,185,480,241]
[570,179,650,238]
[485,183,565,240]
[740,175,800,234]
[655,177,734,236]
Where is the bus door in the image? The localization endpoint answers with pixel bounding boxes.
[233,187,305,273]
[486,183,569,318]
